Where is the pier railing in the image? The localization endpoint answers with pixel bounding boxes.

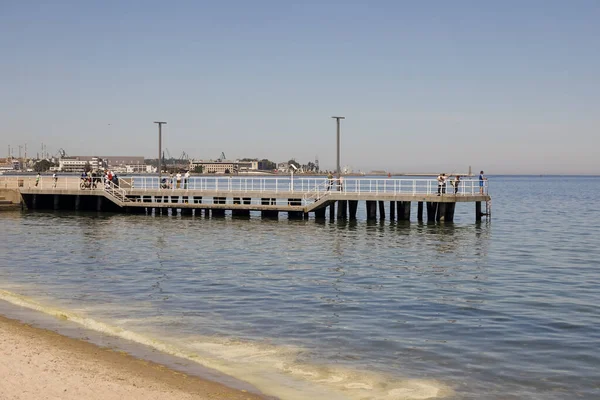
[1,175,489,196]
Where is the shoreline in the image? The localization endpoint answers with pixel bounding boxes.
[0,313,273,400]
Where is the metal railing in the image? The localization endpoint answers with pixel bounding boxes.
[0,176,489,196]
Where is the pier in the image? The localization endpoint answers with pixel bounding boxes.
[1,176,491,222]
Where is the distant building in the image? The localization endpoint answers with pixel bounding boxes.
[189,159,259,174]
[277,162,289,172]
[57,156,146,172]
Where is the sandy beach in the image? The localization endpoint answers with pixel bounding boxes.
[0,315,269,400]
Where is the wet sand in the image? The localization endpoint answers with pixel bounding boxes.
[0,315,269,400]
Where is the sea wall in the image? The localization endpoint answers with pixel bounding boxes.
[0,189,24,210]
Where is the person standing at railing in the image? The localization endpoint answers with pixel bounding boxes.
[452,175,461,194]
[479,171,487,194]
[437,173,447,195]
[176,172,182,189]
[326,172,334,191]
[184,170,190,189]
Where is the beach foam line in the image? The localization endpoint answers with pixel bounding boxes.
[0,289,451,400]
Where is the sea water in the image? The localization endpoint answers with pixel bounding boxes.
[1,175,599,399]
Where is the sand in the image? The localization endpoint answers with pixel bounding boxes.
[0,315,269,400]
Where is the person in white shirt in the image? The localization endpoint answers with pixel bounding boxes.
[437,173,447,196]
[52,172,58,188]
[184,171,190,189]
[176,172,182,189]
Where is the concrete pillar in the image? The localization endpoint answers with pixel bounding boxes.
[476,201,482,222]
[417,202,424,221]
[212,208,225,217]
[445,203,456,222]
[437,203,447,222]
[329,202,336,221]
[389,201,395,221]
[288,211,303,219]
[96,196,103,211]
[180,208,192,216]
[53,195,60,210]
[397,201,404,220]
[426,202,436,222]
[32,194,37,209]
[378,201,385,220]
[402,201,411,221]
[314,207,326,220]
[261,210,278,219]
[337,200,347,220]
[232,209,250,218]
[349,200,358,220]
[75,195,80,210]
[366,201,377,220]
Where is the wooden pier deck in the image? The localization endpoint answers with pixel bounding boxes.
[2,176,491,222]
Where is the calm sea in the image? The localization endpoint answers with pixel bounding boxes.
[1,175,599,399]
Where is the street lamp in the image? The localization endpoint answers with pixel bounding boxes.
[154,121,167,185]
[331,116,345,190]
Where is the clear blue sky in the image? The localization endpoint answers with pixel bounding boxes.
[2,1,598,174]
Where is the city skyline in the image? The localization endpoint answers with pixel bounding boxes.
[2,1,599,174]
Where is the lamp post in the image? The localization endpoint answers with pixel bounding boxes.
[154,121,167,185]
[331,116,345,190]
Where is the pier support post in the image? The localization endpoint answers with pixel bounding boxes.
[437,203,447,222]
[445,203,456,222]
[426,202,436,222]
[366,201,377,220]
[96,196,103,211]
[417,202,423,221]
[403,201,411,221]
[337,200,347,220]
[329,202,335,221]
[180,207,192,216]
[397,201,404,220]
[314,207,326,220]
[232,209,250,218]
[288,211,303,219]
[32,194,37,209]
[476,201,482,222]
[75,195,80,210]
[261,210,278,219]
[389,201,395,221]
[378,201,385,220]
[349,200,358,220]
[53,195,60,210]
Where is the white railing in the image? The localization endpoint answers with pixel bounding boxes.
[0,175,489,196]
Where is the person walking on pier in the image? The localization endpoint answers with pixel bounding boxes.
[453,175,461,194]
[35,173,40,187]
[52,172,58,188]
[479,171,487,194]
[437,173,447,195]
[176,172,182,189]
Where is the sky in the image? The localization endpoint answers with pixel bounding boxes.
[1,0,599,174]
